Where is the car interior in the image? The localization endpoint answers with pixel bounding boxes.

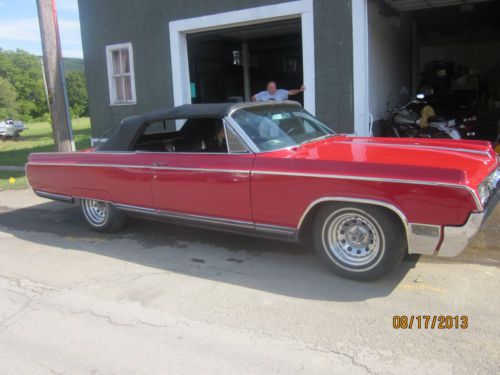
[133,118,228,153]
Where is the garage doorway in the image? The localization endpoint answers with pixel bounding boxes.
[369,0,500,141]
[186,19,303,105]
[169,0,315,114]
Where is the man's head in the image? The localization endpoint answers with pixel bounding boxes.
[266,81,277,95]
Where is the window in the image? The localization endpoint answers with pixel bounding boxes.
[106,42,136,105]
[225,124,249,153]
[231,105,334,151]
[133,118,233,154]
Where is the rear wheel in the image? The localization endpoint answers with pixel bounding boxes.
[80,198,126,232]
[312,204,406,281]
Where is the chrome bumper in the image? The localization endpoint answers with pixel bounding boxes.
[437,188,498,257]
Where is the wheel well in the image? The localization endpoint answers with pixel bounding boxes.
[298,200,408,245]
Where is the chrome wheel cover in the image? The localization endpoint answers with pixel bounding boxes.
[82,199,109,226]
[324,210,383,268]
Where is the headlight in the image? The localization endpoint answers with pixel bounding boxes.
[491,168,500,189]
[478,182,490,205]
[478,168,500,206]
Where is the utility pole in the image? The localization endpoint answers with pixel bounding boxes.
[36,0,74,152]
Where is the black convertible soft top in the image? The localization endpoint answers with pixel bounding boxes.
[97,101,301,151]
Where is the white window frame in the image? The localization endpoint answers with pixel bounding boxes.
[106,42,137,106]
[352,0,370,136]
[168,0,315,115]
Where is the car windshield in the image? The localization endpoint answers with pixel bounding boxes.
[231,105,335,151]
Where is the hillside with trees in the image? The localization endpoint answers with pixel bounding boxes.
[0,48,88,121]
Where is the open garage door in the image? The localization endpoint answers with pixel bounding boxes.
[368,0,500,142]
[186,19,303,105]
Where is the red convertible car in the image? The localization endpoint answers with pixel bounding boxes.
[26,101,499,280]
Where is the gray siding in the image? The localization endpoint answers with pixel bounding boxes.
[78,0,354,137]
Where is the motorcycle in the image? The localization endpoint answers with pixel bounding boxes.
[386,94,471,140]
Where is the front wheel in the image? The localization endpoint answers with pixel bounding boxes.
[80,198,126,232]
[312,204,406,281]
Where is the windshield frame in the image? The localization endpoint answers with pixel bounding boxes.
[226,102,336,153]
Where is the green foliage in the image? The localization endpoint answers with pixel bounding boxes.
[0,48,87,122]
[63,58,84,73]
[66,71,88,117]
[0,48,47,120]
[0,76,19,118]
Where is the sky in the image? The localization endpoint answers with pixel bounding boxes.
[0,0,83,58]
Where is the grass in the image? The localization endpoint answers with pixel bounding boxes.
[0,171,28,190]
[0,118,91,191]
[0,118,91,166]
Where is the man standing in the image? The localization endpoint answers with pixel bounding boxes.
[251,81,305,101]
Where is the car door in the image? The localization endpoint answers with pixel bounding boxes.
[149,120,255,226]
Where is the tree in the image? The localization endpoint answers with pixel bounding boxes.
[0,48,87,123]
[66,71,88,118]
[0,49,47,120]
[0,77,19,119]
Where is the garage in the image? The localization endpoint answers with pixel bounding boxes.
[186,19,304,105]
[368,0,500,142]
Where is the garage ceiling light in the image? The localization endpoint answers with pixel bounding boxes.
[385,0,492,12]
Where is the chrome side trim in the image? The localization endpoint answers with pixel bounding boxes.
[252,170,482,210]
[116,202,298,240]
[151,166,249,174]
[255,223,296,233]
[116,202,255,230]
[155,210,255,229]
[28,162,148,169]
[35,190,74,203]
[114,203,155,214]
[136,151,247,155]
[30,151,135,155]
[255,223,297,236]
[27,162,249,174]
[117,203,299,241]
[30,151,245,156]
[335,141,491,156]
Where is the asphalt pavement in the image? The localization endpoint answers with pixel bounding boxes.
[0,189,499,374]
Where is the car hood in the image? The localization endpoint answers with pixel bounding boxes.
[258,136,498,188]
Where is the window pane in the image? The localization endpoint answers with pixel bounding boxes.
[121,49,130,73]
[225,125,247,153]
[124,76,132,101]
[144,120,177,134]
[112,50,121,74]
[115,76,125,101]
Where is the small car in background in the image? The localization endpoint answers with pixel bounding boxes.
[0,119,26,138]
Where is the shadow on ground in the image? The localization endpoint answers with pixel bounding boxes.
[0,200,468,302]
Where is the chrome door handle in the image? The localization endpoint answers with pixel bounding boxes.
[152,162,167,167]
